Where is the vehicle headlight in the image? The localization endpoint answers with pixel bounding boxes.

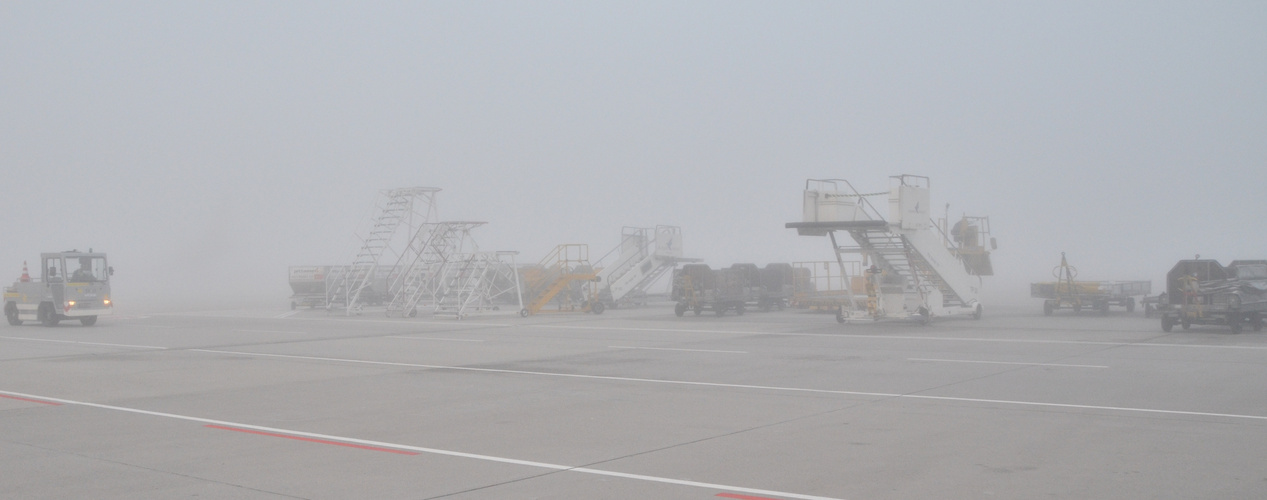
[67,300,76,307]
[103,299,111,306]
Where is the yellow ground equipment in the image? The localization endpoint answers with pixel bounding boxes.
[1030,253,1151,315]
[521,244,603,316]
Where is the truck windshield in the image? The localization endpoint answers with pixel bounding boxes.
[69,257,109,283]
[1237,265,1267,279]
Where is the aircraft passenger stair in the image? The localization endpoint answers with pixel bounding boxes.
[786,175,992,322]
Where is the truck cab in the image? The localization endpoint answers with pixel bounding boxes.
[4,251,113,326]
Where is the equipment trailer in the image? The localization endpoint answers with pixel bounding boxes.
[5,251,113,327]
[1030,253,1151,315]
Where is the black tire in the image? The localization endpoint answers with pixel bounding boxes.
[1126,297,1136,313]
[973,304,983,320]
[693,306,702,316]
[408,308,418,318]
[1181,318,1191,330]
[1230,314,1243,334]
[1252,313,1264,332]
[591,301,605,315]
[519,309,529,317]
[1098,301,1110,315]
[1043,301,1053,316]
[674,302,687,317]
[5,303,20,326]
[1161,315,1174,332]
[836,308,846,324]
[715,306,726,317]
[1073,303,1082,315]
[735,304,745,316]
[39,303,59,327]
[80,316,97,326]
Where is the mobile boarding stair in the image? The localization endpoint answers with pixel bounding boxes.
[522,244,602,315]
[786,175,994,324]
[383,221,484,317]
[594,226,700,308]
[433,251,524,319]
[327,187,440,315]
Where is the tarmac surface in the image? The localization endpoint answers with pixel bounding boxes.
[2,303,1266,499]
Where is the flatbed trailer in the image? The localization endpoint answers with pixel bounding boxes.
[1031,280,1151,315]
[1158,259,1267,333]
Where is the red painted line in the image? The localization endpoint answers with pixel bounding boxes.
[717,493,784,500]
[0,394,61,406]
[205,425,419,455]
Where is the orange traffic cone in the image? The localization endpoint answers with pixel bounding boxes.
[20,261,30,282]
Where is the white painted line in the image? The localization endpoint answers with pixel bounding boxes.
[386,336,485,343]
[0,389,844,500]
[530,324,1267,351]
[233,329,308,335]
[908,358,1109,369]
[287,316,513,328]
[274,311,300,319]
[190,349,1267,422]
[0,336,166,350]
[611,346,748,354]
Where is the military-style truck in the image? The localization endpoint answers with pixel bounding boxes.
[4,251,114,326]
[1159,259,1267,333]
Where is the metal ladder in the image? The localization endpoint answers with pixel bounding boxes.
[327,188,439,315]
[383,221,484,317]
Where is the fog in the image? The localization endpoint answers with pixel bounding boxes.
[2,2,1264,311]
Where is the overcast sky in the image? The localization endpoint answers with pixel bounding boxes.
[2,1,1264,309]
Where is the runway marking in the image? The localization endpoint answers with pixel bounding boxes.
[0,389,843,500]
[718,493,783,500]
[386,336,485,343]
[0,394,61,406]
[188,350,1267,422]
[206,425,420,455]
[529,324,1267,351]
[908,358,1109,369]
[233,329,307,335]
[0,336,166,350]
[611,346,748,354]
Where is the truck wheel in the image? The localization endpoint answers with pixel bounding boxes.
[1161,315,1174,332]
[591,301,605,315]
[836,308,846,324]
[973,304,983,320]
[674,302,686,317]
[735,304,745,316]
[1098,301,1110,315]
[1180,318,1191,330]
[519,309,529,317]
[38,303,59,327]
[1073,303,1082,315]
[1043,301,1054,316]
[5,303,20,326]
[80,316,97,326]
[1126,297,1136,313]
[693,306,702,316]
[1252,313,1264,332]
[715,306,726,317]
[1230,315,1243,334]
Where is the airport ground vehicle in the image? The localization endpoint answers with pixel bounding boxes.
[787,175,993,324]
[1030,253,1151,315]
[1158,259,1267,333]
[5,251,113,326]
[671,263,791,317]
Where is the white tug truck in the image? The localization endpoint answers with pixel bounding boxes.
[4,251,113,326]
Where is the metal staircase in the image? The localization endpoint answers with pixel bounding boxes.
[433,251,523,318]
[382,221,483,317]
[523,244,599,315]
[328,187,440,315]
[787,175,991,323]
[594,226,698,307]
